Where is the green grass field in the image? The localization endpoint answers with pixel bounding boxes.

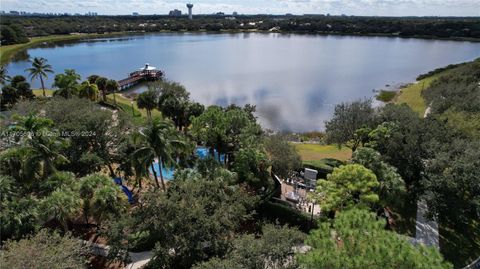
[32,89,54,97]
[293,143,352,162]
[106,93,162,119]
[394,71,452,116]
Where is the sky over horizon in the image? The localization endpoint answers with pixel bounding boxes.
[1,0,479,16]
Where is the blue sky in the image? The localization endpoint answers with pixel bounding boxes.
[1,0,479,16]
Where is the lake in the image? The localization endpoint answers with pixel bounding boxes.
[5,33,480,131]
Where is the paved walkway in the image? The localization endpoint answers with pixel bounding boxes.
[415,200,439,248]
[126,251,153,269]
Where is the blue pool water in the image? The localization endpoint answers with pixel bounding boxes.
[150,162,175,180]
[149,147,226,180]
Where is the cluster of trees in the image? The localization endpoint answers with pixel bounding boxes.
[324,96,479,225]
[1,15,479,44]
[2,58,476,268]
[321,59,480,267]
[298,208,451,269]
[52,69,118,102]
[1,60,310,268]
[1,57,120,112]
[0,23,29,45]
[0,71,35,109]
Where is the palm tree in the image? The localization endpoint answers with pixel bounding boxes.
[106,79,119,105]
[52,69,81,99]
[41,188,81,231]
[95,77,108,102]
[78,81,99,101]
[0,65,11,85]
[133,117,186,191]
[13,115,69,179]
[137,89,158,120]
[87,75,100,84]
[118,135,149,190]
[25,57,53,97]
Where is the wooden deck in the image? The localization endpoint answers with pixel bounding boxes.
[117,69,163,90]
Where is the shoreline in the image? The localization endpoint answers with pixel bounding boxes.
[1,30,479,66]
[0,32,144,65]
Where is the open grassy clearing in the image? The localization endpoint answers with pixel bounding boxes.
[293,143,352,162]
[32,89,55,97]
[106,93,162,119]
[394,69,453,116]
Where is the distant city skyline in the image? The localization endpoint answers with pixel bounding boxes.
[1,0,479,17]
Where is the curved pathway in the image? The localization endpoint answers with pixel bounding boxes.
[415,200,439,248]
[414,105,439,248]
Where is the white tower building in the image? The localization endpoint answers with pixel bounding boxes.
[186,3,193,20]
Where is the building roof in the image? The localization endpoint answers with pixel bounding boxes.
[140,63,157,71]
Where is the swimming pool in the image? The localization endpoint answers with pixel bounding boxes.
[149,147,226,180]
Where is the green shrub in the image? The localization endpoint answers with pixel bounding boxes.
[303,158,345,178]
[258,201,316,232]
[376,90,397,102]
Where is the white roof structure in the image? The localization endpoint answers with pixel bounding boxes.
[140,63,157,71]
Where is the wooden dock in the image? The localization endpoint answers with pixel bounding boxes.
[118,64,163,90]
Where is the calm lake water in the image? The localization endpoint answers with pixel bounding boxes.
[5,33,480,131]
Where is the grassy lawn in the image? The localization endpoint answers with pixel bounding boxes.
[32,89,54,97]
[293,143,352,162]
[394,80,429,115]
[106,93,161,119]
[394,70,453,116]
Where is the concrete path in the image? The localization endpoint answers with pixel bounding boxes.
[415,200,439,248]
[126,251,153,269]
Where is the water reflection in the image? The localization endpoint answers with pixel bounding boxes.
[5,33,480,131]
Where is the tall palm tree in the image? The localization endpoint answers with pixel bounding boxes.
[78,81,99,101]
[95,77,108,102]
[118,135,149,190]
[25,57,53,97]
[106,79,119,105]
[133,117,186,191]
[0,65,11,85]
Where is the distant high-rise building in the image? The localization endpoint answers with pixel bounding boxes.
[186,3,193,20]
[233,11,238,16]
[132,12,139,16]
[169,9,182,16]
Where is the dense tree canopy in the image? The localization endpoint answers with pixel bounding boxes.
[2,15,479,43]
[352,147,405,206]
[0,23,28,45]
[194,224,306,269]
[312,164,379,212]
[297,208,452,269]
[264,135,302,179]
[325,99,375,151]
[133,171,258,269]
[0,229,87,269]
